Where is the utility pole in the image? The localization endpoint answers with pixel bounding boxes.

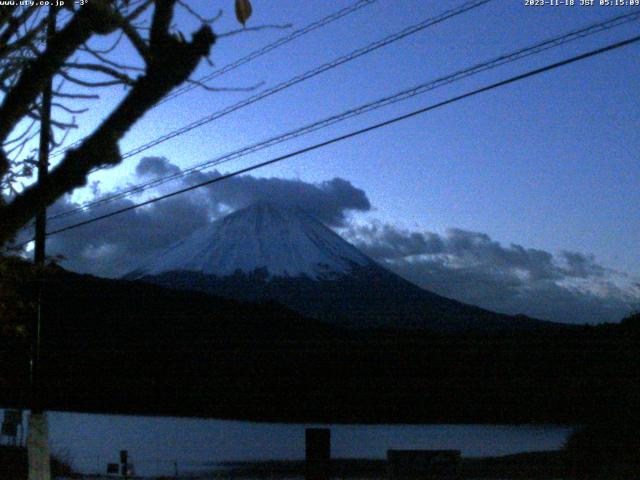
[27,6,56,480]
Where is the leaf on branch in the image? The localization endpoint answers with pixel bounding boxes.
[235,0,252,26]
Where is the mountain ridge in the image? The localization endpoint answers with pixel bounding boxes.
[128,202,564,333]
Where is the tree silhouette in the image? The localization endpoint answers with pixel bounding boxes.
[0,0,254,247]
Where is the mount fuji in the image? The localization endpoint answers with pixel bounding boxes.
[131,201,372,280]
[127,202,557,332]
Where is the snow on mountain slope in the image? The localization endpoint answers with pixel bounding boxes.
[133,202,372,279]
[129,202,562,333]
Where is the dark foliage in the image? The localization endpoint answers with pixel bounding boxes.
[1,259,640,427]
[0,445,73,479]
[559,311,640,478]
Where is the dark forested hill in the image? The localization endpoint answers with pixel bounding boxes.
[1,263,639,424]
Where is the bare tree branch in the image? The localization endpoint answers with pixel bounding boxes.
[0,7,38,52]
[2,118,37,146]
[52,90,100,100]
[118,16,151,61]
[0,0,121,176]
[62,62,137,85]
[51,102,89,114]
[0,0,263,248]
[26,110,78,130]
[58,69,128,87]
[80,29,125,55]
[0,0,216,245]
[177,1,222,25]
[80,45,145,72]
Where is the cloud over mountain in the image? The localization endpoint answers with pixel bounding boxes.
[37,157,371,277]
[345,223,639,324]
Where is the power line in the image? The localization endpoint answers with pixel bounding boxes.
[114,0,492,161]
[47,10,640,222]
[48,0,492,167]
[160,0,379,105]
[30,34,640,244]
[46,0,491,221]
[47,0,378,159]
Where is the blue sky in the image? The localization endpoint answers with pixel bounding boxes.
[34,0,640,323]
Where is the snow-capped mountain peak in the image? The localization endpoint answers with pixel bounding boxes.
[132,202,372,279]
[128,202,556,333]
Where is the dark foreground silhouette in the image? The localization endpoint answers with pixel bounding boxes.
[208,452,568,479]
[0,445,71,479]
[1,264,639,426]
[212,448,640,479]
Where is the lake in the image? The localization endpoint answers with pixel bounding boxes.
[5,411,573,477]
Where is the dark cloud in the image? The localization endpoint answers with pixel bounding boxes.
[135,157,182,177]
[43,189,210,278]
[34,157,371,277]
[189,170,370,227]
[560,251,606,279]
[347,223,640,324]
[349,224,445,260]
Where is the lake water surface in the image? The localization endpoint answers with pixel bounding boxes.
[16,411,574,477]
